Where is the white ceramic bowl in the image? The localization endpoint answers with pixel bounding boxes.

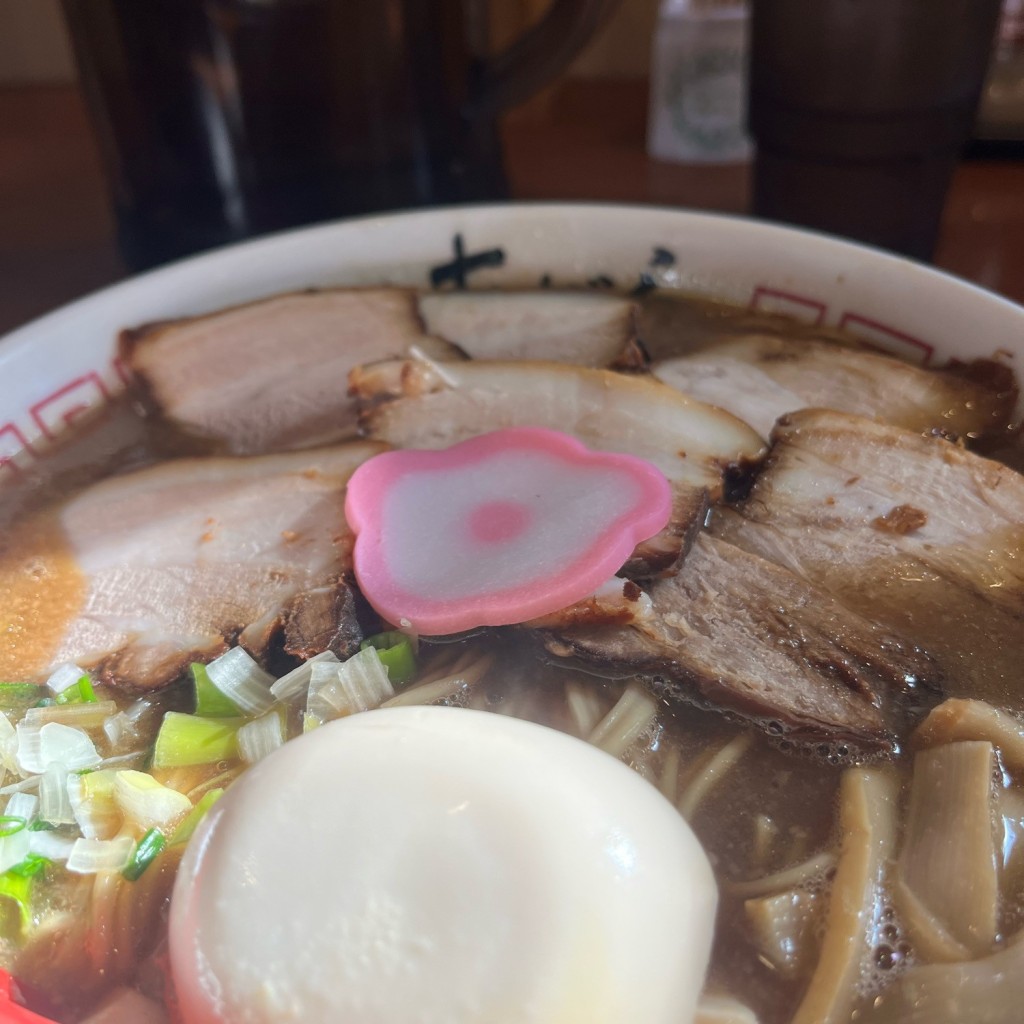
[1,203,1022,484]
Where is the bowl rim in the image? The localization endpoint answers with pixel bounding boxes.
[3,200,1021,356]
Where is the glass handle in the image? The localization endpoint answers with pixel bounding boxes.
[466,0,622,119]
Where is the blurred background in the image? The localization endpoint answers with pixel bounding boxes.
[0,0,1021,336]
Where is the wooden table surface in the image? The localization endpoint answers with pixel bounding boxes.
[1,78,1022,338]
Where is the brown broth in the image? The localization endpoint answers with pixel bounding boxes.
[0,289,1021,1023]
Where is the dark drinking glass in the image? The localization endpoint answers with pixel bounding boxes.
[748,0,1004,260]
[62,0,618,269]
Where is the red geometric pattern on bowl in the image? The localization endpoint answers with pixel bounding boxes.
[749,286,827,325]
[2,363,121,475]
[749,284,935,365]
[0,422,32,478]
[837,312,935,365]
[30,372,112,441]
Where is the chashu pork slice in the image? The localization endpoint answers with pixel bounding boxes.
[653,335,1017,441]
[714,409,1024,703]
[0,442,386,690]
[541,534,939,753]
[352,359,767,576]
[121,289,459,454]
[419,291,644,367]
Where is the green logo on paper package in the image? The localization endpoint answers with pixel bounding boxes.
[666,46,747,155]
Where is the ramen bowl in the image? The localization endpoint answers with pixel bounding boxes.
[1,205,1023,1024]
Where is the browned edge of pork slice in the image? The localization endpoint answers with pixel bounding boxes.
[418,291,646,369]
[283,572,375,662]
[351,358,766,577]
[540,534,941,753]
[621,488,710,577]
[120,288,460,455]
[652,335,1018,442]
[525,577,655,630]
[713,408,1024,704]
[0,442,387,690]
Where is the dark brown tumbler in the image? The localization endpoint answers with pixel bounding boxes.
[749,0,1004,260]
[62,0,619,270]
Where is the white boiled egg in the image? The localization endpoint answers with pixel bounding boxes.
[169,706,717,1024]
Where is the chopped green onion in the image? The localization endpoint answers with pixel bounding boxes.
[0,856,47,938]
[27,821,55,833]
[192,663,243,718]
[0,684,42,710]
[9,854,49,878]
[170,788,224,847]
[203,648,275,716]
[16,721,101,774]
[33,697,55,708]
[28,831,74,862]
[270,650,339,703]
[0,817,25,839]
[55,675,97,705]
[39,764,74,826]
[0,835,30,876]
[45,663,88,696]
[0,796,37,873]
[122,828,166,882]
[306,646,394,728]
[237,709,285,765]
[153,713,242,768]
[103,698,153,749]
[4,794,37,825]
[114,770,192,831]
[66,836,133,874]
[25,699,117,731]
[67,770,121,840]
[360,632,417,685]
[0,866,33,936]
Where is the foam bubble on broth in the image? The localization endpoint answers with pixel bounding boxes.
[858,902,915,997]
[653,681,888,770]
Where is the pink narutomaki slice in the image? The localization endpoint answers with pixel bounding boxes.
[344,428,672,635]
